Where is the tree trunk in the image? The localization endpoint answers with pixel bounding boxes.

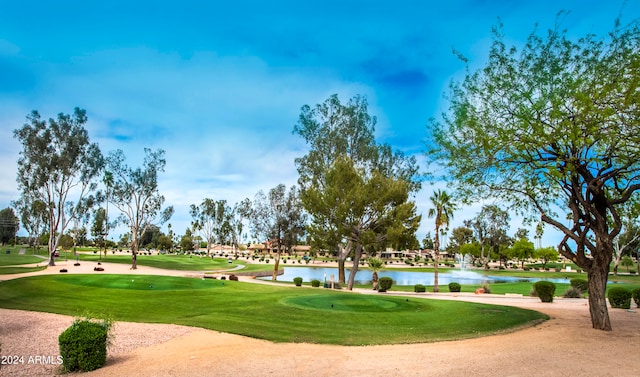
[272,251,281,281]
[433,227,440,293]
[48,251,56,267]
[346,244,363,291]
[372,271,379,290]
[131,250,137,269]
[337,242,351,284]
[338,259,346,284]
[433,251,439,292]
[586,259,612,330]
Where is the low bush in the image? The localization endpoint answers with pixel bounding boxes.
[570,278,588,293]
[293,277,303,286]
[228,274,238,281]
[533,281,556,302]
[311,279,320,287]
[632,288,640,308]
[59,316,112,372]
[563,286,583,298]
[482,284,491,294]
[414,284,426,293]
[378,277,393,292]
[608,287,632,309]
[448,282,461,292]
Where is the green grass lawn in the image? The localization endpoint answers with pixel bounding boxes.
[0,248,46,266]
[0,274,547,345]
[62,252,247,271]
[0,266,47,274]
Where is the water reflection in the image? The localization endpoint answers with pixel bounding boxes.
[258,266,570,285]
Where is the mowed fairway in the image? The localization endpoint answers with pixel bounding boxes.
[0,274,547,345]
[65,252,244,271]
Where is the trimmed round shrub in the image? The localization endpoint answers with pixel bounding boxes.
[533,281,556,302]
[414,284,426,293]
[58,319,111,372]
[311,279,320,287]
[632,288,640,308]
[608,287,632,309]
[448,282,461,293]
[570,278,588,293]
[378,277,393,292]
[293,277,303,286]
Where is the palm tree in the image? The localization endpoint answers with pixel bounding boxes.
[428,190,456,293]
[367,257,385,290]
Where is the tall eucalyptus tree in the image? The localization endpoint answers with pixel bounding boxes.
[105,148,173,269]
[14,108,103,265]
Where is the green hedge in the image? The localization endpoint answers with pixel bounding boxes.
[378,277,393,292]
[58,319,111,372]
[448,282,461,293]
[633,288,640,308]
[608,287,632,309]
[293,277,303,286]
[533,281,556,303]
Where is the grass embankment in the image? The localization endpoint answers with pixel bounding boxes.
[0,251,45,266]
[0,274,547,345]
[0,247,48,274]
[58,251,248,271]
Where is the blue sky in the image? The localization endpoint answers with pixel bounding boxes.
[0,1,636,247]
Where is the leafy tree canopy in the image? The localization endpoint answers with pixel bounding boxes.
[0,207,19,245]
[429,17,640,330]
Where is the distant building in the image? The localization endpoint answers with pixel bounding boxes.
[379,248,429,259]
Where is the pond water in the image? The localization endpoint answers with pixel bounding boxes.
[258,266,571,286]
